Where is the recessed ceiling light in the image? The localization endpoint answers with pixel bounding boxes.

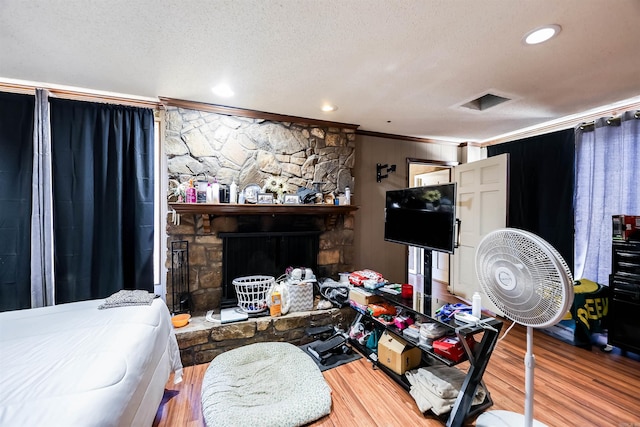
[523,24,561,45]
[212,83,234,97]
[321,104,338,112]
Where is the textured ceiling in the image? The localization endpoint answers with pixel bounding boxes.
[1,0,639,143]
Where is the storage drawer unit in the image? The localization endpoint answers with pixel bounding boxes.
[609,240,640,353]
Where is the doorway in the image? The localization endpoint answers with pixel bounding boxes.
[406,158,458,312]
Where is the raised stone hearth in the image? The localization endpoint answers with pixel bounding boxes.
[175,305,355,366]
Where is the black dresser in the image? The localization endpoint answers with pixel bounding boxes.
[609,240,640,354]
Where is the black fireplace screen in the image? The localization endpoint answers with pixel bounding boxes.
[171,240,192,314]
[220,231,320,307]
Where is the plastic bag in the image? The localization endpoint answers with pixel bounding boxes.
[319,278,349,307]
[349,269,385,286]
[367,302,397,317]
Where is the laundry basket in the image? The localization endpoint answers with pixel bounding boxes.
[233,275,274,314]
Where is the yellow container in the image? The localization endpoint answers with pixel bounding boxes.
[270,290,282,317]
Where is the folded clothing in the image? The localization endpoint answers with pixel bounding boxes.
[406,365,486,415]
[98,289,157,309]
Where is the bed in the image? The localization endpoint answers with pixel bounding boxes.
[0,297,183,427]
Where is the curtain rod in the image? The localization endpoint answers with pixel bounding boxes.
[484,101,640,145]
[577,110,640,132]
[0,82,160,109]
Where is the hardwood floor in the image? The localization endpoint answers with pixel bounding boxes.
[154,285,640,426]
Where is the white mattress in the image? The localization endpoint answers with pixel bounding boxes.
[0,298,183,427]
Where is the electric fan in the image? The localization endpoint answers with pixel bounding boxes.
[475,228,574,427]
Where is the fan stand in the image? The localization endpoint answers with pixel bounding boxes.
[476,326,547,427]
[475,228,573,427]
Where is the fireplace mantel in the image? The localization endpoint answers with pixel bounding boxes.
[169,203,357,216]
[169,203,358,232]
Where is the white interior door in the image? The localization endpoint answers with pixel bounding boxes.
[451,154,509,316]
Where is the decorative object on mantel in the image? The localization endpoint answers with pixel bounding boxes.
[312,181,325,203]
[263,175,289,203]
[243,183,261,204]
[323,193,335,205]
[284,194,300,204]
[168,179,189,202]
[257,193,274,204]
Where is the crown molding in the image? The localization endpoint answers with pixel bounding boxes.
[355,129,462,146]
[159,97,360,130]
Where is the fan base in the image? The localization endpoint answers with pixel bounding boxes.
[476,410,547,427]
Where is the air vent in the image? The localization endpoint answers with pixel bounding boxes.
[461,93,511,111]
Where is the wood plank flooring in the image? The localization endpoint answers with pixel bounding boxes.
[154,284,640,426]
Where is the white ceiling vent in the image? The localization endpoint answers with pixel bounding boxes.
[461,93,511,111]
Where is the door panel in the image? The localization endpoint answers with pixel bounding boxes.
[451,154,508,316]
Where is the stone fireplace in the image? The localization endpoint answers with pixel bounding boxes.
[166,208,355,313]
[167,205,357,366]
[164,105,357,314]
[219,230,320,306]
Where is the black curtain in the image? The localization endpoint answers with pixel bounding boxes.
[50,99,155,303]
[0,92,34,311]
[488,129,575,272]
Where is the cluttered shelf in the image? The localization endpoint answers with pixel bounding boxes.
[348,293,502,367]
[349,304,458,367]
[346,281,502,427]
[375,289,502,333]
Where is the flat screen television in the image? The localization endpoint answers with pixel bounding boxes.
[384,183,457,254]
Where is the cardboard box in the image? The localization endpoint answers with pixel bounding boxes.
[377,331,422,375]
[349,287,383,307]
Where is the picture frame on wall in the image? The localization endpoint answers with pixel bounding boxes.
[283,194,300,204]
[257,193,274,204]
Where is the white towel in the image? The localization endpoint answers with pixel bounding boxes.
[98,289,156,309]
[406,365,486,415]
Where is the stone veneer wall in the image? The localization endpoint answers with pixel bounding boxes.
[165,107,356,194]
[164,107,357,313]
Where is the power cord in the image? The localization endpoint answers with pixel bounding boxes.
[496,319,517,343]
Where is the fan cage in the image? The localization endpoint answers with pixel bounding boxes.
[476,228,574,328]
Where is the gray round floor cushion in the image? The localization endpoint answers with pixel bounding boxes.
[201,341,332,427]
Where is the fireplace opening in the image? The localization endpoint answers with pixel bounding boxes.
[220,231,320,308]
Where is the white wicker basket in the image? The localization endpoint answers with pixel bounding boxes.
[233,275,274,314]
